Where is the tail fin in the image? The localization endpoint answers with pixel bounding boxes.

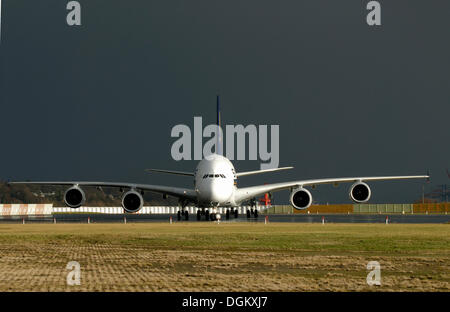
[217,95,220,128]
[217,95,222,155]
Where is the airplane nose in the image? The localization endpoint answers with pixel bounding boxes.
[210,181,232,203]
[198,180,232,204]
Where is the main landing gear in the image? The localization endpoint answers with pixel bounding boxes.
[246,208,259,219]
[225,208,239,220]
[177,209,189,221]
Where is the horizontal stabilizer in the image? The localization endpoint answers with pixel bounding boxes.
[236,166,294,177]
[145,169,194,176]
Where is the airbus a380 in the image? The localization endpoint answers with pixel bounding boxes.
[9,100,429,221]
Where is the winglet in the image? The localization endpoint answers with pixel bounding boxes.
[426,170,431,183]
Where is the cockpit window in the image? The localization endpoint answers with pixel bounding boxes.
[203,174,226,179]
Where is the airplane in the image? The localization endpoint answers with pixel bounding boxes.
[9,96,430,221]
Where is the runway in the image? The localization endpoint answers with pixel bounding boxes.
[1,213,448,224]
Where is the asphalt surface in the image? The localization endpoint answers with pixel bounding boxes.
[0,213,448,224]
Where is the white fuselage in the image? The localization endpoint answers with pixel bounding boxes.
[194,154,237,207]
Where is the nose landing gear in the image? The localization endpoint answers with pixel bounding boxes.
[209,208,219,221]
[178,207,241,222]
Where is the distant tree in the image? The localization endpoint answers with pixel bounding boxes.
[414,197,437,204]
[0,181,177,206]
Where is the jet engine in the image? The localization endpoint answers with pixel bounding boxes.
[290,188,313,210]
[349,182,371,203]
[122,190,144,213]
[64,186,86,208]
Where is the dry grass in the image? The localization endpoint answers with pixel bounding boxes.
[0,223,448,292]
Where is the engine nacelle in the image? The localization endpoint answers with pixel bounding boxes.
[122,190,144,213]
[64,186,86,208]
[290,188,313,210]
[349,182,371,203]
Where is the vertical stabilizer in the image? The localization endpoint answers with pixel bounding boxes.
[217,95,221,127]
[217,95,222,155]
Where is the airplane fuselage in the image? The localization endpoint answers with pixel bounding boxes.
[194,154,237,207]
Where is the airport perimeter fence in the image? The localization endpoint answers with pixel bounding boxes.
[52,206,263,215]
[270,203,449,214]
[0,204,53,216]
[0,203,448,219]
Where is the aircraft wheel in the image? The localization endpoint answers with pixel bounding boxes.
[246,209,251,218]
[254,210,258,218]
[205,210,210,221]
[177,210,181,221]
[197,210,201,221]
[226,209,230,220]
[185,210,189,221]
[234,209,238,218]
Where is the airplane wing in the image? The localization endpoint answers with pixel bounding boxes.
[145,169,194,176]
[236,167,294,177]
[234,175,429,203]
[8,181,197,201]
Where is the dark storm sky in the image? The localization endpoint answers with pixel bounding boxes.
[0,0,448,204]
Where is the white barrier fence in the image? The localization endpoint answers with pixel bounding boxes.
[0,204,53,216]
[53,206,264,214]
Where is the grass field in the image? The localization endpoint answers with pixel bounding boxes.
[0,223,448,291]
